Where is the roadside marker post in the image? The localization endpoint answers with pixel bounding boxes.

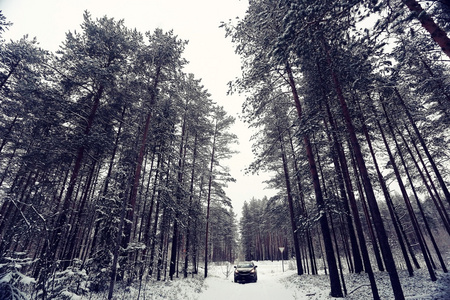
[279,247,285,272]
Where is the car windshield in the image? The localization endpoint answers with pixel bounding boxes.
[237,263,253,268]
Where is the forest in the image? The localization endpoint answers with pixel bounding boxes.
[231,1,450,300]
[0,0,450,299]
[0,10,239,300]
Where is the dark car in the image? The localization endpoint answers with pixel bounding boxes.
[234,262,257,283]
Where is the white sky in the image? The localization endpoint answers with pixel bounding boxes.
[1,0,277,217]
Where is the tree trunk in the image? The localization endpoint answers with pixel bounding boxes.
[124,66,161,248]
[204,119,217,278]
[285,62,343,297]
[394,88,450,206]
[378,101,436,281]
[107,174,129,300]
[170,105,189,280]
[329,212,347,296]
[359,98,414,277]
[287,127,316,275]
[402,0,450,59]
[62,159,98,268]
[322,106,363,274]
[142,153,160,253]
[149,157,167,278]
[277,117,303,275]
[322,42,404,299]
[385,106,447,273]
[184,133,198,278]
[323,98,380,298]
[39,84,104,295]
[403,123,450,235]
[348,144,385,272]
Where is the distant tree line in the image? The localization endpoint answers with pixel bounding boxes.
[0,11,239,299]
[227,1,450,299]
[240,197,292,262]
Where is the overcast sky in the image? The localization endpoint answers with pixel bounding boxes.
[1,0,277,217]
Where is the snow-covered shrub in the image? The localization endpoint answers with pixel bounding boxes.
[287,259,296,270]
[122,242,146,284]
[44,259,88,300]
[0,254,35,300]
[221,262,233,279]
[84,249,112,293]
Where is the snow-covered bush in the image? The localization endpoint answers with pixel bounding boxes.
[0,254,35,300]
[84,249,112,293]
[221,262,233,279]
[43,259,88,300]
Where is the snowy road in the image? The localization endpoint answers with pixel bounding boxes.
[197,262,300,300]
[195,260,450,300]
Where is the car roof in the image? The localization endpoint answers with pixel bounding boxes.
[237,262,254,266]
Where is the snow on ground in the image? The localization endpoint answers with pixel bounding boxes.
[283,267,450,300]
[197,260,450,300]
[197,261,300,300]
[81,260,450,299]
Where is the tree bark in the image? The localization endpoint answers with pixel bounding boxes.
[385,107,447,273]
[359,98,414,277]
[378,101,436,281]
[204,118,217,278]
[124,66,161,248]
[184,133,198,278]
[276,115,303,275]
[322,104,363,274]
[40,84,105,293]
[285,62,342,297]
[170,103,189,280]
[394,88,450,206]
[402,0,450,59]
[348,144,385,272]
[322,41,404,299]
[403,123,450,235]
[287,127,316,275]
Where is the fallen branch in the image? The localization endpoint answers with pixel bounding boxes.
[348,284,371,295]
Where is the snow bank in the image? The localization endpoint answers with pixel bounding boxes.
[77,260,450,299]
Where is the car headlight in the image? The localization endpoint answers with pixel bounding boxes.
[250,269,255,273]
[235,269,239,274]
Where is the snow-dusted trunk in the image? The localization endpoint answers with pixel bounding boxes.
[358,99,415,277]
[394,131,448,273]
[402,0,450,59]
[62,159,98,267]
[285,62,343,297]
[124,66,161,249]
[403,124,450,235]
[397,130,449,272]
[376,101,436,282]
[322,98,364,275]
[169,105,188,280]
[148,161,165,278]
[38,84,105,296]
[276,118,303,276]
[184,133,198,278]
[322,40,404,299]
[349,155,384,272]
[88,106,126,259]
[394,88,450,207]
[142,153,160,248]
[288,127,313,274]
[204,119,217,278]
